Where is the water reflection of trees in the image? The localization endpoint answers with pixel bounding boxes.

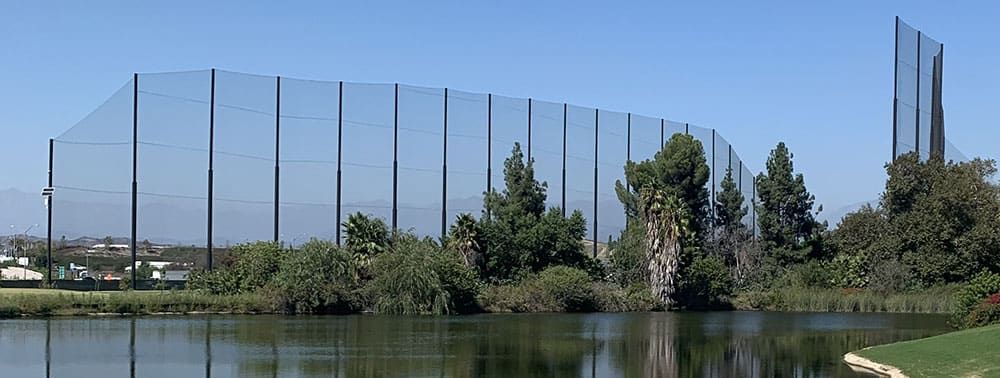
[608,313,947,377]
[19,313,950,377]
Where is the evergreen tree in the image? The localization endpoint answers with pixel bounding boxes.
[714,166,747,231]
[755,142,823,264]
[615,133,710,236]
[478,142,591,282]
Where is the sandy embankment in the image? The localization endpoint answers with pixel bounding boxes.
[843,351,906,378]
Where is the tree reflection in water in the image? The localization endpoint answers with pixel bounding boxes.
[10,312,949,377]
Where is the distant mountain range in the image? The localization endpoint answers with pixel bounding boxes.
[2,187,628,246]
[4,186,875,245]
[817,199,878,227]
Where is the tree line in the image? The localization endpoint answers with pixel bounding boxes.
[188,135,1000,320]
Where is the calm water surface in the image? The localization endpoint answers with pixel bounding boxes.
[0,312,949,377]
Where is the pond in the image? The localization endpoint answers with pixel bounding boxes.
[0,312,949,377]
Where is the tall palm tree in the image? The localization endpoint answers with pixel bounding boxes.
[640,188,688,308]
[447,213,479,268]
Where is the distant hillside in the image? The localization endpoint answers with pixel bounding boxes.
[818,199,878,228]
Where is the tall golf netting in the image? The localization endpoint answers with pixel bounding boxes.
[894,20,919,158]
[565,105,597,246]
[52,70,762,266]
[894,18,960,162]
[530,100,565,211]
[278,78,340,245]
[136,71,211,268]
[53,80,134,243]
[340,82,394,231]
[714,134,733,213]
[397,85,444,237]
[628,115,662,169]
[597,110,628,244]
[687,124,716,222]
[489,95,528,195]
[445,90,488,222]
[213,71,276,246]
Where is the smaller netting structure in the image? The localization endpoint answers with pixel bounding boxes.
[50,69,761,268]
[893,17,965,162]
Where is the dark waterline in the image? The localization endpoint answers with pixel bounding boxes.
[0,312,949,377]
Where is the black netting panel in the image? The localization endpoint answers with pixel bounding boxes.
[566,105,596,240]
[341,82,394,229]
[597,110,627,242]
[489,95,528,193]
[213,71,276,246]
[530,99,564,210]
[630,114,661,163]
[53,79,134,242]
[445,90,488,222]
[664,120,687,143]
[687,124,715,220]
[51,70,764,253]
[279,78,340,245]
[137,71,211,251]
[397,85,444,237]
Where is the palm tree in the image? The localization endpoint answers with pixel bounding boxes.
[447,213,479,268]
[343,212,389,271]
[640,188,688,308]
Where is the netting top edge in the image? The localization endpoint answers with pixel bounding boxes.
[142,69,723,134]
[58,68,759,172]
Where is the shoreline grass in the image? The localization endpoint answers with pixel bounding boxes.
[1,286,959,318]
[0,288,270,317]
[852,324,1000,377]
[732,286,956,314]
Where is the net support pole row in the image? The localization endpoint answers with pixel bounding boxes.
[441,88,449,239]
[914,30,922,157]
[626,113,631,192]
[561,103,567,217]
[130,73,138,289]
[660,119,665,147]
[486,94,492,220]
[527,98,532,161]
[207,69,216,269]
[892,16,900,160]
[336,81,344,245]
[711,129,716,233]
[46,138,53,282]
[273,76,281,243]
[592,108,599,258]
[392,83,399,231]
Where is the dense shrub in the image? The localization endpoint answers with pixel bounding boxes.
[266,239,363,314]
[535,266,597,312]
[369,234,480,315]
[478,279,559,313]
[965,295,1000,328]
[677,254,733,309]
[187,241,285,295]
[953,271,1000,327]
[478,266,659,313]
[477,143,596,282]
[608,225,646,287]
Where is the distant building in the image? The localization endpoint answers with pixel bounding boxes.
[0,267,43,280]
[153,270,190,281]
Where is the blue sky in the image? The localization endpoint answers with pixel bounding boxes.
[2,0,998,221]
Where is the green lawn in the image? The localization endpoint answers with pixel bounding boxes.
[855,324,1000,377]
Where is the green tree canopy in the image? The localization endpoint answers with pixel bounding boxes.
[615,133,710,236]
[715,166,747,231]
[478,142,591,282]
[755,142,823,264]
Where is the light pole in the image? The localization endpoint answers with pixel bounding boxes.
[7,225,13,258]
[21,224,37,280]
